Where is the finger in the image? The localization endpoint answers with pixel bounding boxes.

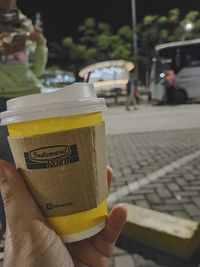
[0,160,44,228]
[107,165,113,193]
[72,258,88,267]
[102,204,127,243]
[90,204,127,257]
[34,26,43,33]
[68,239,110,267]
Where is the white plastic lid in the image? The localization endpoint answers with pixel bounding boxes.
[0,83,106,125]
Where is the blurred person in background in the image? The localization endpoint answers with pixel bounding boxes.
[0,0,48,256]
[134,87,140,105]
[163,69,178,104]
[125,79,138,111]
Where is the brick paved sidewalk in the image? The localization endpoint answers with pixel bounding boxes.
[110,248,167,267]
[107,128,200,220]
[107,128,200,267]
[1,128,200,267]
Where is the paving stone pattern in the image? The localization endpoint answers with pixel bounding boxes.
[107,129,200,267]
[3,128,200,267]
[107,128,200,221]
[109,248,167,267]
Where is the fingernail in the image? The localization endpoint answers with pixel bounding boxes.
[0,166,5,185]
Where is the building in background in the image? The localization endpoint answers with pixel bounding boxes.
[79,60,134,97]
[40,70,76,93]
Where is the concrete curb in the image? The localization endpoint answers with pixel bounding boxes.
[122,204,200,260]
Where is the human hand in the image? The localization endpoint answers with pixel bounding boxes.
[0,32,9,41]
[0,32,27,54]
[0,160,127,267]
[29,26,46,45]
[0,33,11,52]
[0,33,6,52]
[67,166,127,267]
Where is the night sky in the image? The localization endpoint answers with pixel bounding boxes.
[17,0,200,43]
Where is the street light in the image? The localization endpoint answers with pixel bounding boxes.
[185,22,193,32]
[131,0,138,82]
[182,22,193,40]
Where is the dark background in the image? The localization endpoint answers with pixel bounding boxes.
[17,0,200,43]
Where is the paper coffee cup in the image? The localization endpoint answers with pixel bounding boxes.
[0,83,108,242]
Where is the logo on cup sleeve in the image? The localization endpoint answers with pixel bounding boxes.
[24,145,79,169]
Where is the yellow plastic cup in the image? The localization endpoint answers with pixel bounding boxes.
[0,83,108,242]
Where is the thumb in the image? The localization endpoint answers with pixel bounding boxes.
[0,160,45,229]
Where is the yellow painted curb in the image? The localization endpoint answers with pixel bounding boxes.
[122,204,200,259]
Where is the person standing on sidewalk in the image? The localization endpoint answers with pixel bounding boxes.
[125,79,138,111]
[0,0,48,255]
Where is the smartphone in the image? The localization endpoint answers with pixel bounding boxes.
[12,34,27,44]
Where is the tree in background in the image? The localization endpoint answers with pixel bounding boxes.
[61,18,133,77]
[48,9,200,85]
[137,8,200,86]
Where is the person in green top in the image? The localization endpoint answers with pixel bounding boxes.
[0,0,48,100]
[0,0,48,255]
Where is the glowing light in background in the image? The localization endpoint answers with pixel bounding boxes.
[185,22,193,32]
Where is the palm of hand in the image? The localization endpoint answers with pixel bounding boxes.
[0,161,127,267]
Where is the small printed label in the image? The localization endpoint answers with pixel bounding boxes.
[46,201,75,210]
[24,145,79,169]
